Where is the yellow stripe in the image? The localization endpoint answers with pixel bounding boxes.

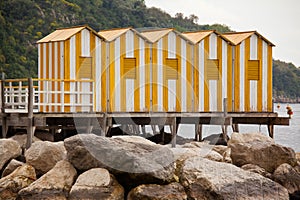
[257,38,263,112]
[134,34,140,111]
[64,39,70,112]
[145,43,150,111]
[244,38,250,112]
[90,32,96,111]
[152,43,158,111]
[194,45,199,111]
[234,45,240,112]
[120,34,126,111]
[109,42,115,112]
[227,45,232,111]
[217,37,222,111]
[76,32,81,79]
[176,36,181,112]
[204,37,209,112]
[186,43,192,112]
[45,43,49,112]
[267,45,273,112]
[101,42,107,111]
[163,35,168,111]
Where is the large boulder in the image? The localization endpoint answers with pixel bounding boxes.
[1,159,24,178]
[229,132,274,144]
[241,164,272,179]
[180,156,289,199]
[228,133,297,173]
[18,160,77,200]
[273,163,300,194]
[127,182,187,200]
[69,168,124,200]
[10,134,41,150]
[0,139,22,171]
[64,134,175,188]
[0,164,36,200]
[25,141,66,176]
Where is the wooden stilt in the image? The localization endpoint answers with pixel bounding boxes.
[26,78,34,149]
[232,124,239,132]
[2,116,7,138]
[171,117,177,148]
[268,124,274,138]
[222,125,228,141]
[141,125,146,136]
[159,125,165,144]
[99,116,107,136]
[195,124,202,142]
[86,118,93,134]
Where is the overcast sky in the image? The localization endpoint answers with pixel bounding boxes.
[145,0,300,67]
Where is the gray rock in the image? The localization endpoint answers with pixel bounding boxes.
[229,140,297,173]
[273,163,300,194]
[1,159,24,178]
[64,134,175,187]
[229,132,274,144]
[0,164,36,200]
[25,141,66,175]
[127,182,187,200]
[69,168,124,200]
[241,164,272,179]
[0,139,22,171]
[18,160,77,200]
[180,156,289,200]
[10,134,41,150]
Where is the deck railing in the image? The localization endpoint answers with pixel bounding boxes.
[1,78,94,113]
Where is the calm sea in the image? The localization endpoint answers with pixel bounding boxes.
[177,104,300,152]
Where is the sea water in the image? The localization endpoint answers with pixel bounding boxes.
[177,104,300,152]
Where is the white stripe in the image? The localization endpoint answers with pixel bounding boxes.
[181,39,187,112]
[95,37,101,111]
[70,36,76,112]
[250,34,258,60]
[81,29,90,57]
[168,32,176,58]
[82,82,90,112]
[60,42,64,112]
[126,30,134,57]
[209,80,218,111]
[168,80,176,111]
[48,43,52,112]
[139,39,145,111]
[209,33,217,59]
[240,41,245,111]
[54,42,58,112]
[115,38,121,111]
[262,41,268,111]
[126,79,135,111]
[222,40,227,102]
[199,41,205,111]
[250,80,258,111]
[157,39,163,111]
[43,44,47,112]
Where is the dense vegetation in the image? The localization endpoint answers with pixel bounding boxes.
[0,0,299,99]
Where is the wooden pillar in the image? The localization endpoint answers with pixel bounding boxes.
[158,125,165,143]
[26,78,35,149]
[195,124,202,142]
[170,117,177,148]
[232,124,239,132]
[268,124,274,138]
[222,125,228,141]
[222,98,228,141]
[85,118,93,134]
[99,115,107,136]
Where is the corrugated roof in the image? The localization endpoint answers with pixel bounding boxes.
[98,28,132,42]
[140,28,173,43]
[182,30,214,44]
[37,26,86,43]
[222,31,275,46]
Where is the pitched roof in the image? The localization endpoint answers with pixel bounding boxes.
[37,25,102,43]
[140,28,174,43]
[222,31,275,46]
[98,27,131,42]
[182,30,214,44]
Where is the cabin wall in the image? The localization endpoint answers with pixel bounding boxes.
[107,30,150,112]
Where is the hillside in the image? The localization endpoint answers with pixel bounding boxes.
[0,0,299,100]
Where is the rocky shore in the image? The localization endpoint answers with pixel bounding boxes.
[0,132,300,200]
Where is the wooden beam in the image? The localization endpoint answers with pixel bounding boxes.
[26,78,34,149]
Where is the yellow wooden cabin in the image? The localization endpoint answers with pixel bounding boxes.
[98,28,152,112]
[222,31,274,112]
[140,28,194,112]
[182,30,233,112]
[37,25,105,113]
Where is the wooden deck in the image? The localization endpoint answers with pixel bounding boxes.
[0,78,290,148]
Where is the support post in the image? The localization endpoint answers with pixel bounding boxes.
[1,73,7,138]
[232,124,239,133]
[86,118,93,134]
[267,124,274,138]
[195,124,202,142]
[222,98,228,141]
[100,115,107,136]
[26,78,35,149]
[159,125,165,144]
[171,117,177,148]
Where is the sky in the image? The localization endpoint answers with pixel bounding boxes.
[145,0,300,67]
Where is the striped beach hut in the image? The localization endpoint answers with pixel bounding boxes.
[141,28,194,112]
[222,31,274,112]
[182,30,233,112]
[37,25,105,113]
[98,28,151,112]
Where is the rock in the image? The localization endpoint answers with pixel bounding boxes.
[0,164,36,200]
[273,163,300,194]
[18,160,77,200]
[1,159,24,178]
[296,153,300,162]
[229,140,297,173]
[69,168,124,200]
[0,139,22,171]
[10,134,41,150]
[112,135,157,146]
[180,156,289,199]
[229,132,274,144]
[64,134,175,188]
[202,133,229,145]
[241,164,272,179]
[25,141,66,176]
[127,182,187,200]
[213,145,232,163]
